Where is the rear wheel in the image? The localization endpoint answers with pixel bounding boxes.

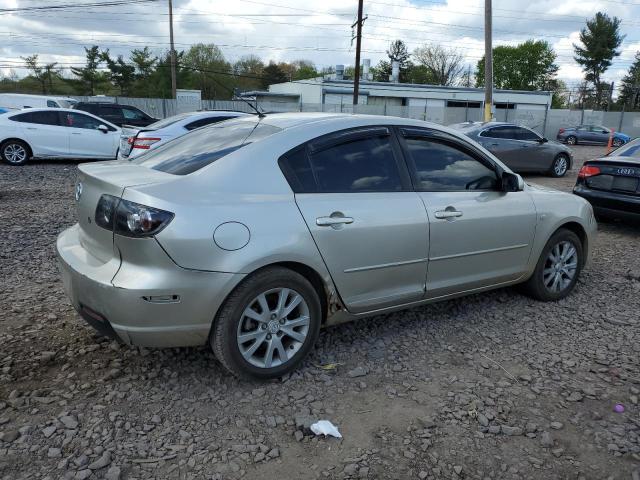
[1,140,30,165]
[211,267,321,380]
[566,135,577,146]
[550,154,569,177]
[521,229,583,301]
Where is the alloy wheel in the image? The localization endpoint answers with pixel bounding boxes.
[612,138,623,147]
[4,143,27,164]
[566,136,576,145]
[554,156,568,176]
[236,287,310,369]
[543,240,578,293]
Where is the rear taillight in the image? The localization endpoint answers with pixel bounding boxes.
[95,194,174,237]
[578,165,601,178]
[558,128,565,134]
[132,137,161,150]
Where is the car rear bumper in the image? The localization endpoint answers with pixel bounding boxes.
[57,224,245,347]
[573,185,640,219]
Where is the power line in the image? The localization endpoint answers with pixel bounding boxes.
[0,0,160,13]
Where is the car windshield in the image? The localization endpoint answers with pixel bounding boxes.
[145,112,193,130]
[132,118,281,175]
[57,99,77,108]
[612,138,640,158]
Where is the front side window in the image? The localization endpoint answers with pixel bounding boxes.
[62,112,104,130]
[308,135,403,193]
[134,119,281,175]
[100,105,124,120]
[515,127,540,141]
[404,137,498,191]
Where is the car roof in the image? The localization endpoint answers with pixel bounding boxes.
[449,121,528,132]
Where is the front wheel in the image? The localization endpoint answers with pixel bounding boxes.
[211,267,322,380]
[612,137,624,148]
[1,140,30,165]
[550,154,569,177]
[520,229,583,301]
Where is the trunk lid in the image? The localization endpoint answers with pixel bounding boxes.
[76,162,175,263]
[583,158,640,196]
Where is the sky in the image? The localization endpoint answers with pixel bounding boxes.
[0,0,639,95]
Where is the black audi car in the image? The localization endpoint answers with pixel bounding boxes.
[573,138,640,220]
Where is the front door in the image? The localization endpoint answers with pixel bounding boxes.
[62,111,118,158]
[18,110,69,157]
[285,127,430,313]
[397,128,537,298]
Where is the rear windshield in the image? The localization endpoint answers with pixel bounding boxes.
[613,138,640,158]
[145,112,193,130]
[133,118,281,175]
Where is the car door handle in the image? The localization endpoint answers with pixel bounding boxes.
[434,210,463,219]
[316,216,354,226]
[25,127,37,130]
[71,132,82,135]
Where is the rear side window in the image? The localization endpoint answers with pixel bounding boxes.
[9,111,59,125]
[46,100,59,107]
[279,148,317,193]
[185,116,233,131]
[309,135,402,192]
[404,137,498,191]
[515,127,540,141]
[135,120,281,175]
[481,126,517,139]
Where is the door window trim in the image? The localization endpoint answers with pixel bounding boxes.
[396,126,504,193]
[279,126,414,194]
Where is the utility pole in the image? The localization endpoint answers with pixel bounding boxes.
[352,0,364,105]
[169,0,177,99]
[483,0,493,122]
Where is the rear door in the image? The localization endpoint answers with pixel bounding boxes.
[282,127,430,313]
[62,111,119,158]
[12,110,69,157]
[397,128,537,298]
[512,126,548,172]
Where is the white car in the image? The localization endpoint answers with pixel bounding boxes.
[0,93,78,110]
[118,110,250,160]
[0,108,120,165]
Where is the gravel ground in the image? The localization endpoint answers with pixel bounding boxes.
[1,146,639,480]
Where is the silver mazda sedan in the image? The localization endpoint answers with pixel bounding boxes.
[57,113,597,379]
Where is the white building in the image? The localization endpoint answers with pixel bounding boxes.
[267,77,552,112]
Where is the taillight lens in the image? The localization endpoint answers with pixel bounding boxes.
[578,165,601,178]
[132,137,161,150]
[558,128,565,134]
[95,194,174,237]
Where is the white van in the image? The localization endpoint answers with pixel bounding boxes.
[0,93,78,110]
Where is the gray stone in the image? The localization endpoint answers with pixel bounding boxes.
[88,452,111,470]
[267,448,280,458]
[501,425,523,436]
[0,430,20,443]
[347,367,368,378]
[540,431,554,447]
[343,463,358,476]
[104,466,121,480]
[75,470,92,480]
[454,465,463,475]
[550,421,564,430]
[48,447,62,458]
[43,426,56,438]
[60,415,78,429]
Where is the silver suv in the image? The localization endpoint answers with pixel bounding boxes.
[57,113,596,379]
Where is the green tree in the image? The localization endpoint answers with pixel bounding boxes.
[131,47,157,79]
[476,40,559,91]
[573,12,624,108]
[261,62,288,89]
[22,55,59,94]
[619,52,640,110]
[373,40,413,82]
[291,60,318,80]
[413,44,465,86]
[70,46,104,95]
[182,43,231,99]
[101,50,136,95]
[233,55,264,92]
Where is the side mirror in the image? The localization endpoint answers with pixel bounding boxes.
[502,172,524,192]
[97,124,109,133]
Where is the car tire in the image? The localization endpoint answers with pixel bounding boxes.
[566,135,577,146]
[612,138,624,148]
[1,140,31,165]
[211,266,322,380]
[520,228,583,302]
[550,154,570,177]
